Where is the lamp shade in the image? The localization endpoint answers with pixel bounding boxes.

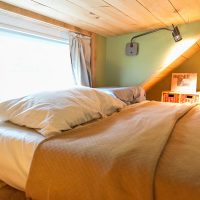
[172,26,182,42]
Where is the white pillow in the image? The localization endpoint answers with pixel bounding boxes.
[0,87,125,137]
[97,86,146,104]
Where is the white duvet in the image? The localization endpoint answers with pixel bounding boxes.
[0,121,44,190]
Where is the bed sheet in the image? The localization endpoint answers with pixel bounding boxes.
[0,121,44,191]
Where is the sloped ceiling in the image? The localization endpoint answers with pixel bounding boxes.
[1,0,200,36]
[142,39,200,91]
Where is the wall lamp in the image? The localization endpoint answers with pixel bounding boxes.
[125,24,182,56]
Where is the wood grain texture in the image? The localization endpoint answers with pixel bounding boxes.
[170,0,200,23]
[1,0,200,36]
[0,1,92,36]
[104,0,164,29]
[137,0,184,25]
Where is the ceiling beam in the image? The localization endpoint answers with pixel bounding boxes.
[0,1,92,36]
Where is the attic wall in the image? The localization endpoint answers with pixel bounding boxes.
[146,50,200,101]
[95,21,200,87]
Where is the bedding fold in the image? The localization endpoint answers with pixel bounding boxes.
[26,101,195,200]
[0,121,44,190]
[155,104,200,200]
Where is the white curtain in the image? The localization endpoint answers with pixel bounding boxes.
[69,32,92,87]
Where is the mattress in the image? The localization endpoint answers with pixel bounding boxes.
[0,121,44,191]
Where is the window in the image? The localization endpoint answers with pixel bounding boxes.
[0,28,75,102]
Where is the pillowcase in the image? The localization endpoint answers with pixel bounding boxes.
[97,86,146,104]
[0,87,125,137]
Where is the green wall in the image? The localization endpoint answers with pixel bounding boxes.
[147,51,200,101]
[95,21,200,88]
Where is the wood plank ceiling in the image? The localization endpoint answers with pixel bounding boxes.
[1,0,200,36]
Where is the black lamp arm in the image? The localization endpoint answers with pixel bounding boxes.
[130,27,172,44]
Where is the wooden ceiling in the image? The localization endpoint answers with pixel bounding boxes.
[1,0,200,36]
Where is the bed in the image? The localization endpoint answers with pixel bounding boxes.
[0,86,200,200]
[0,121,44,190]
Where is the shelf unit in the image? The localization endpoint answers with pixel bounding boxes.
[161,91,200,103]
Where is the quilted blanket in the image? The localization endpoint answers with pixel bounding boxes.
[26,101,200,200]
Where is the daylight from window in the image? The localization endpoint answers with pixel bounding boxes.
[0,29,75,102]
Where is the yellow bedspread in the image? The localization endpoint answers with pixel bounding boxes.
[26,101,198,200]
[156,105,200,200]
